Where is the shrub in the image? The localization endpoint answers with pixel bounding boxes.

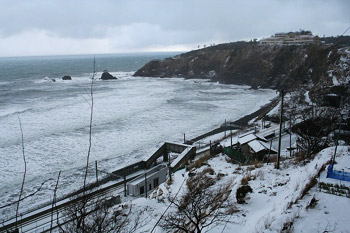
[166,177,173,186]
[188,153,212,170]
[306,196,318,209]
[247,166,255,171]
[216,173,226,180]
[251,159,263,168]
[241,173,252,185]
[236,185,253,204]
[202,167,215,176]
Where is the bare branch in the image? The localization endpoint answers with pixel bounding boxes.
[16,116,27,228]
[50,170,61,233]
[160,170,237,233]
[83,57,96,192]
[150,176,187,232]
[0,179,48,210]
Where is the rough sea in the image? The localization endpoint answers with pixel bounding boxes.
[0,52,277,221]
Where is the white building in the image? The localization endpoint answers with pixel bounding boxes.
[127,164,168,196]
[260,31,319,45]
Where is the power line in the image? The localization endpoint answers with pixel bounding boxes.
[340,25,350,36]
[150,175,187,232]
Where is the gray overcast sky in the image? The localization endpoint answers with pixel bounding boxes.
[0,0,349,57]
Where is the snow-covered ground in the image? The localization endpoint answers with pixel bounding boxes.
[292,147,350,233]
[120,145,349,233]
[292,192,350,233]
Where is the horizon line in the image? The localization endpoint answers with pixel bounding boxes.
[0,51,187,59]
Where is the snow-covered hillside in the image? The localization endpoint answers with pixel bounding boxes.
[119,146,349,233]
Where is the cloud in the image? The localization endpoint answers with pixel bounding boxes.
[0,0,348,56]
[0,29,112,56]
[0,24,194,56]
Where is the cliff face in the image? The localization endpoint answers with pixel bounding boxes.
[134,42,340,90]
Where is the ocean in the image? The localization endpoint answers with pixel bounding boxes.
[0,52,276,220]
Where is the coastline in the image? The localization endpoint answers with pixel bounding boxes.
[187,95,280,144]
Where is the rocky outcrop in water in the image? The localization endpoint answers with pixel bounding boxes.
[134,41,345,91]
[62,75,72,80]
[101,70,117,80]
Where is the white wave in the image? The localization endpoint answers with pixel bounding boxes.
[34,72,134,84]
[0,80,11,86]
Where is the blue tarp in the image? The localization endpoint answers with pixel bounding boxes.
[326,163,350,182]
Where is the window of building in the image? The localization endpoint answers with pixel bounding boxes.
[153,177,159,188]
[140,186,144,195]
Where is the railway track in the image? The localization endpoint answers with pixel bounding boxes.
[1,141,213,232]
[0,175,138,233]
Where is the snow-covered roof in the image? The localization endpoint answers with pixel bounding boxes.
[248,140,277,153]
[238,134,257,145]
[170,147,193,168]
[238,133,267,145]
[255,134,268,142]
[128,165,167,186]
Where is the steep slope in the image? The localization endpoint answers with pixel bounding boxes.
[134,42,341,91]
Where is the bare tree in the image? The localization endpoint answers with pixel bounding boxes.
[81,58,96,231]
[83,59,96,191]
[292,112,337,157]
[14,116,27,232]
[54,59,96,233]
[0,181,48,211]
[58,198,144,233]
[161,170,237,233]
[55,59,145,233]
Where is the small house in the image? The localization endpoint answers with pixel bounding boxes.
[247,140,277,160]
[127,164,168,196]
[236,133,277,160]
[238,133,268,155]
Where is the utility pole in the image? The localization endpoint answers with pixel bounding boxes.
[289,114,292,157]
[168,153,172,182]
[95,160,98,184]
[267,139,272,165]
[277,89,284,169]
[332,96,343,163]
[144,172,148,199]
[210,140,212,155]
[123,169,127,197]
[183,133,186,144]
[224,119,226,138]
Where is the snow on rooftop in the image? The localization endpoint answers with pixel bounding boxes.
[220,136,239,147]
[170,147,192,168]
[256,125,279,138]
[248,140,267,153]
[247,140,276,153]
[247,140,265,153]
[238,134,257,145]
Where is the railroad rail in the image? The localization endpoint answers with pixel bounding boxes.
[0,174,138,233]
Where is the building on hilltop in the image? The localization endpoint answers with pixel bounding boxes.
[260,30,321,45]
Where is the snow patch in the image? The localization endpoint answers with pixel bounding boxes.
[304,91,312,104]
[332,76,340,86]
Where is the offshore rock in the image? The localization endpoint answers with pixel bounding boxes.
[62,75,72,80]
[101,70,117,80]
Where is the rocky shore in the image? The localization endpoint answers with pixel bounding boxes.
[134,41,345,91]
